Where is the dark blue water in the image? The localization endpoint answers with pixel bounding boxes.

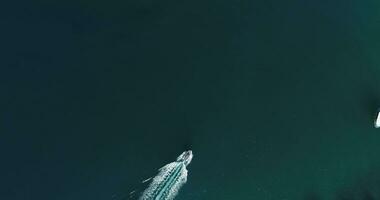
[2,0,380,199]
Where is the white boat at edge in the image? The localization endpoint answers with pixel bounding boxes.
[375,110,380,128]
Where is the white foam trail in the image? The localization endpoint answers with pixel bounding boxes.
[142,177,152,183]
[139,150,193,200]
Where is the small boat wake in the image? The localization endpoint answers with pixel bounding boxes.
[139,150,193,200]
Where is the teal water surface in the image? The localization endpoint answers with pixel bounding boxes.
[2,0,380,199]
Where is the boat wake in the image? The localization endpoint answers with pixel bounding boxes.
[139,150,193,200]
